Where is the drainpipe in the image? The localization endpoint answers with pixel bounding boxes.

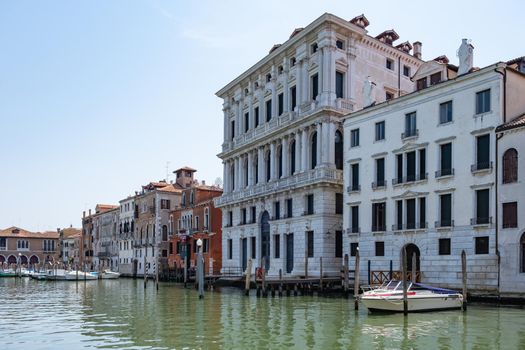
[397,57,401,97]
[494,66,507,297]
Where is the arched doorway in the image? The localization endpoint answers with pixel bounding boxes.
[20,255,28,265]
[260,211,270,270]
[0,255,5,264]
[7,255,17,265]
[403,243,420,274]
[29,255,39,265]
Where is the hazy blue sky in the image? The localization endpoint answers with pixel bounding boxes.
[1,0,522,231]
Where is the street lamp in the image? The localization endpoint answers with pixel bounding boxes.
[196,238,204,298]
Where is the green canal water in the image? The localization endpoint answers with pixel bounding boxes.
[1,278,524,349]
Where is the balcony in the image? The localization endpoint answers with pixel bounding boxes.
[216,168,343,207]
[392,222,427,231]
[347,184,361,193]
[97,251,110,258]
[346,227,360,235]
[471,161,493,173]
[470,217,492,226]
[401,129,419,139]
[435,220,455,228]
[392,173,428,186]
[372,180,387,190]
[435,168,455,178]
[371,225,386,232]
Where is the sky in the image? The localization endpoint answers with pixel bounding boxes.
[0,0,523,232]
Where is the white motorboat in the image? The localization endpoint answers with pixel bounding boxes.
[30,271,48,280]
[64,270,98,281]
[45,269,67,280]
[360,280,463,313]
[100,270,120,279]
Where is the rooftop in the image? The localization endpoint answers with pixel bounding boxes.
[0,226,59,239]
[496,113,525,133]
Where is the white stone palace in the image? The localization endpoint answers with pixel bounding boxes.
[215,13,422,277]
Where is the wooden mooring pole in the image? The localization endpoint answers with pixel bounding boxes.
[278,269,283,297]
[319,257,323,293]
[245,258,252,296]
[262,256,267,297]
[343,254,349,298]
[143,253,147,289]
[402,247,408,315]
[461,250,467,311]
[354,249,360,310]
[156,256,159,292]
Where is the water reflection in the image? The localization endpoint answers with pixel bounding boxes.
[0,279,524,349]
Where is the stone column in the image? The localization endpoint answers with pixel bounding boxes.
[270,142,276,180]
[247,151,253,186]
[234,157,240,191]
[295,132,301,175]
[321,122,329,165]
[301,127,309,172]
[223,161,228,193]
[329,122,336,167]
[223,102,229,142]
[258,147,265,184]
[301,59,309,103]
[317,48,324,102]
[316,123,322,168]
[282,135,289,178]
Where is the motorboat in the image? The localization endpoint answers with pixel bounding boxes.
[30,271,48,280]
[64,270,98,281]
[45,269,67,280]
[360,280,463,313]
[0,269,16,277]
[101,270,120,279]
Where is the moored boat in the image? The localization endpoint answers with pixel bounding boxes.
[360,280,463,313]
[64,270,98,281]
[45,269,67,280]
[0,269,16,277]
[101,270,120,279]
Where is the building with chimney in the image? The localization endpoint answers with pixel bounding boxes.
[168,167,223,276]
[342,44,525,294]
[215,13,423,277]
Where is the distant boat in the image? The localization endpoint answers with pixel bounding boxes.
[100,270,120,279]
[45,269,67,280]
[30,271,48,280]
[0,269,16,277]
[360,280,463,313]
[64,270,97,281]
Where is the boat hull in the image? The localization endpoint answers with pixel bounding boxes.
[64,271,98,281]
[361,294,462,313]
[101,271,120,279]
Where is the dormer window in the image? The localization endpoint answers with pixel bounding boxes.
[430,72,442,85]
[266,73,271,82]
[311,43,318,54]
[244,88,249,96]
[290,57,296,67]
[336,40,344,50]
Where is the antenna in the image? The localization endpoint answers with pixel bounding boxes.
[166,161,171,182]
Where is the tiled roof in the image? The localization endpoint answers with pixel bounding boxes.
[61,227,82,238]
[158,184,183,193]
[174,166,197,172]
[507,56,525,65]
[496,114,525,133]
[0,226,59,239]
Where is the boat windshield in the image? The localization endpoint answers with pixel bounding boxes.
[385,281,402,290]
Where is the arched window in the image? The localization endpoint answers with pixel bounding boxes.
[230,164,235,191]
[266,150,271,182]
[162,225,168,242]
[521,233,525,273]
[503,148,518,184]
[290,139,296,174]
[311,132,317,169]
[277,145,283,178]
[204,207,210,229]
[335,130,344,170]
[190,191,194,205]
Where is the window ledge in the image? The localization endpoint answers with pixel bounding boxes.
[471,168,493,175]
[473,111,493,118]
[438,120,454,127]
[435,174,454,181]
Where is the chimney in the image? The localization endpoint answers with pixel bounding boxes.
[83,211,86,218]
[89,209,92,216]
[201,180,206,185]
[413,41,422,60]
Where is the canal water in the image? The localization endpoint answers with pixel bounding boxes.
[1,278,524,349]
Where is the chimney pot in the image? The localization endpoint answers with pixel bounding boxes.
[413,41,422,60]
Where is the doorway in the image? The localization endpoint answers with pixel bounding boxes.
[260,211,270,270]
[286,233,294,273]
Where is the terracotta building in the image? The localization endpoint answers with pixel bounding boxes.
[168,167,223,275]
[0,226,59,267]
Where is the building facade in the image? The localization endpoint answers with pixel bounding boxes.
[342,58,525,292]
[0,227,59,267]
[168,167,223,275]
[133,181,181,277]
[58,227,82,265]
[93,206,119,270]
[118,196,135,276]
[215,13,422,277]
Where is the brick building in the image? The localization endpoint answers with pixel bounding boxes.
[168,167,223,275]
[0,226,59,267]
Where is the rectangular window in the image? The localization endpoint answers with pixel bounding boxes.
[503,202,518,228]
[475,236,489,254]
[266,100,272,121]
[244,112,249,132]
[475,189,490,224]
[475,134,490,170]
[251,237,256,259]
[311,74,319,100]
[430,72,442,85]
[416,78,427,90]
[335,231,343,258]
[406,198,416,229]
[227,239,232,259]
[251,206,256,224]
[350,242,359,257]
[278,93,284,116]
[230,120,235,140]
[439,238,451,255]
[274,234,280,258]
[351,163,359,191]
[307,231,314,258]
[407,151,416,181]
[336,40,344,50]
[439,194,452,227]
[160,199,171,209]
[476,89,491,114]
[404,112,417,138]
[203,239,209,253]
[274,201,280,220]
[375,158,385,187]
[439,101,453,124]
[385,91,394,101]
[419,197,426,228]
[396,200,403,230]
[306,194,314,215]
[375,241,385,256]
[396,154,403,184]
[336,71,344,98]
[351,205,359,233]
[419,149,426,180]
[375,121,385,141]
[254,107,259,127]
[335,193,343,214]
[372,202,386,232]
[286,198,293,218]
[290,86,297,111]
[403,65,410,77]
[386,58,394,70]
[241,208,247,225]
[351,128,360,147]
[439,143,453,176]
[228,211,233,227]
